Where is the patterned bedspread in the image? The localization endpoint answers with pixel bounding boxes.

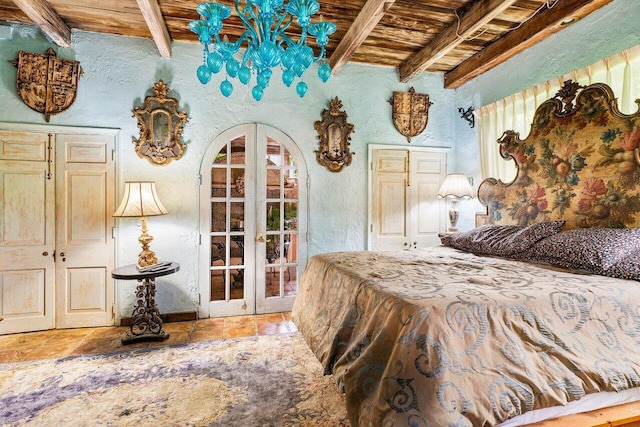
[291,246,640,427]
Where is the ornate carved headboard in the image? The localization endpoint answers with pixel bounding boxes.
[478,80,640,229]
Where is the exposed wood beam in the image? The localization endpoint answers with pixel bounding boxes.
[11,0,71,47]
[136,0,171,58]
[444,0,614,89]
[329,0,396,75]
[399,0,518,83]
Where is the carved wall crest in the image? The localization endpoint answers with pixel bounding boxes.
[132,80,188,166]
[11,48,80,122]
[388,87,433,142]
[314,97,355,172]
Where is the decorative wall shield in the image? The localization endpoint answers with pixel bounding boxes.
[132,80,188,166]
[314,97,355,172]
[11,48,80,122]
[388,87,432,142]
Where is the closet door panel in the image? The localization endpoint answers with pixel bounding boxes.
[55,133,115,329]
[378,179,407,236]
[410,151,447,248]
[371,150,410,251]
[0,131,55,334]
[369,148,447,251]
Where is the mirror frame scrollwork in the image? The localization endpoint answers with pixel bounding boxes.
[133,80,188,166]
[314,97,355,172]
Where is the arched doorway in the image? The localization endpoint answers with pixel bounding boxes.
[199,124,308,317]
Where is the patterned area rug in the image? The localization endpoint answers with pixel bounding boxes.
[0,333,349,426]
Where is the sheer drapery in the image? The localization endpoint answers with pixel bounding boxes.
[477,44,640,182]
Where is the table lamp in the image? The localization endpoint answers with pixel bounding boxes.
[437,173,475,232]
[113,181,168,269]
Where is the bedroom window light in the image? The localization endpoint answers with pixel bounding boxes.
[437,174,475,232]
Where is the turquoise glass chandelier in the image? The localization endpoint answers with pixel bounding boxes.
[189,0,336,101]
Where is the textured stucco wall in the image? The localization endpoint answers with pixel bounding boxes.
[453,0,640,231]
[2,0,636,316]
[0,25,455,315]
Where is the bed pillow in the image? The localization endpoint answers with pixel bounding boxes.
[606,250,640,281]
[441,220,566,257]
[523,228,640,276]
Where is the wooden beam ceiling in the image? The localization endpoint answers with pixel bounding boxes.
[329,0,396,75]
[399,0,519,83]
[0,0,617,88]
[136,0,171,58]
[11,0,70,46]
[444,0,615,89]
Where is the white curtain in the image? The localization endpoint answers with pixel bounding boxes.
[477,44,640,182]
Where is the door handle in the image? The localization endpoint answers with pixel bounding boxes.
[43,251,49,256]
[257,235,271,243]
[60,252,66,262]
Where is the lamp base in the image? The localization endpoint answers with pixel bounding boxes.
[448,201,460,234]
[137,217,159,269]
[137,249,158,269]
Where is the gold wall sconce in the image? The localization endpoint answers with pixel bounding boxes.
[133,80,188,166]
[314,97,355,172]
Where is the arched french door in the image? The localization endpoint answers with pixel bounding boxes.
[199,124,308,317]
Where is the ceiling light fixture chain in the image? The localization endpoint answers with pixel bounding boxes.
[189,0,336,101]
[452,0,560,42]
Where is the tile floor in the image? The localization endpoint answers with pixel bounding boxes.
[0,312,296,364]
[3,313,638,427]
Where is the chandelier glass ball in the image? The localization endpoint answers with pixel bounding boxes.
[189,0,336,101]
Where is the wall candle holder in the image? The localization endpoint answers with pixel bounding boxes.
[314,97,355,172]
[459,106,475,128]
[132,80,188,166]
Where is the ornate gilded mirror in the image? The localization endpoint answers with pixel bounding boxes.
[314,97,355,172]
[133,80,188,166]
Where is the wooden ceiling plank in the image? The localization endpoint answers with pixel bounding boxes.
[329,0,396,75]
[11,0,71,46]
[398,0,519,83]
[136,0,171,57]
[444,0,614,89]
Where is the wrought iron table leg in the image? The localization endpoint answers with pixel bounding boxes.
[122,277,170,344]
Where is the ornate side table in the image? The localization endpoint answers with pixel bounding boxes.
[111,262,180,344]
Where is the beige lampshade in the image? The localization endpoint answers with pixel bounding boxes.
[113,181,168,217]
[437,174,475,199]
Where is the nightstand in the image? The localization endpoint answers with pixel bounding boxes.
[112,262,180,344]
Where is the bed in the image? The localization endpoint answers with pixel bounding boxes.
[292,80,640,426]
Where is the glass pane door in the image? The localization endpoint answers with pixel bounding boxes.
[255,126,305,314]
[263,139,299,301]
[203,126,256,318]
[199,124,306,318]
[210,136,246,302]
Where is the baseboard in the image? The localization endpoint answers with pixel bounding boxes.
[120,310,197,326]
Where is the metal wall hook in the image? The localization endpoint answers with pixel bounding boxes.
[458,106,475,128]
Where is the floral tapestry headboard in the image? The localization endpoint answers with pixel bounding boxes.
[478,80,640,229]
